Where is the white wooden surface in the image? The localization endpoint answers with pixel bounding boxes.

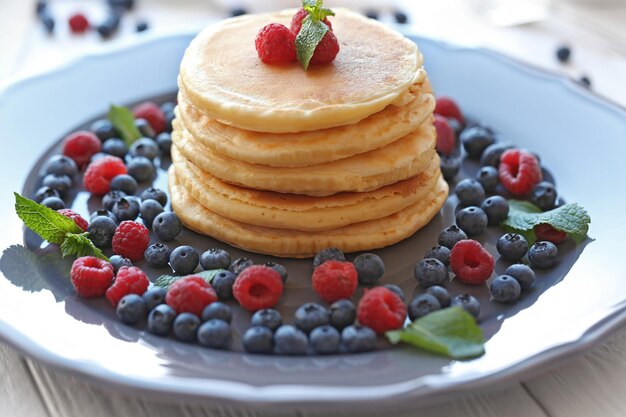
[1,1,626,416]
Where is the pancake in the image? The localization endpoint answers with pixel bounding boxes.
[172,148,442,232]
[171,117,437,196]
[176,80,435,167]
[178,8,424,133]
[169,169,449,258]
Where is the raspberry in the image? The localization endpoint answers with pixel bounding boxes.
[70,256,114,298]
[105,266,150,307]
[290,8,332,36]
[434,97,464,124]
[166,276,218,316]
[83,156,127,196]
[312,261,358,303]
[450,240,495,285]
[434,114,455,156]
[498,149,542,195]
[68,12,89,34]
[62,131,101,169]
[357,287,406,335]
[233,266,283,311]
[133,102,166,135]
[534,223,568,244]
[309,30,340,66]
[57,209,89,232]
[112,221,150,261]
[255,23,296,64]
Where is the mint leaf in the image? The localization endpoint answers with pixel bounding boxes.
[60,233,109,261]
[295,16,329,70]
[502,200,591,244]
[386,307,485,359]
[108,105,142,147]
[154,269,225,289]
[14,193,82,244]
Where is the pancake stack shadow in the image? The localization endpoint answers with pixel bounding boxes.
[169,9,448,258]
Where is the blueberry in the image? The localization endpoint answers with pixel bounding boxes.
[578,75,592,88]
[251,308,283,331]
[438,225,468,249]
[91,119,118,142]
[97,13,121,38]
[116,294,146,325]
[169,245,199,275]
[161,102,175,115]
[172,313,200,343]
[353,253,385,285]
[89,209,117,224]
[382,284,405,302]
[44,155,78,177]
[496,233,529,262]
[531,181,557,211]
[490,275,522,303]
[230,8,247,17]
[454,179,485,206]
[109,255,132,274]
[408,293,441,320]
[341,325,377,353]
[110,174,138,195]
[144,243,172,268]
[243,326,274,354]
[456,206,488,237]
[264,262,288,283]
[365,10,379,19]
[88,216,117,248]
[140,199,164,228]
[451,294,481,319]
[102,138,128,159]
[294,302,330,333]
[147,304,176,336]
[414,258,448,288]
[481,196,509,226]
[201,302,232,323]
[153,212,182,241]
[310,325,341,354]
[425,285,451,307]
[199,248,230,271]
[440,155,461,182]
[136,21,149,32]
[329,299,356,330]
[127,156,155,183]
[41,196,65,210]
[274,325,308,355]
[211,270,237,300]
[130,138,159,160]
[313,247,346,268]
[197,319,231,350]
[135,118,155,138]
[140,187,168,206]
[229,257,254,275]
[142,287,168,311]
[394,10,408,24]
[460,126,496,159]
[424,245,451,266]
[528,241,559,269]
[475,166,499,193]
[112,197,140,222]
[42,174,73,197]
[556,45,571,63]
[34,186,60,203]
[156,132,172,155]
[103,190,127,211]
[480,142,515,167]
[505,263,535,291]
[163,110,175,134]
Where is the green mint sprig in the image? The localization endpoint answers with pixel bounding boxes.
[502,200,590,244]
[107,104,142,147]
[154,269,225,289]
[14,193,108,261]
[386,307,485,359]
[295,0,335,70]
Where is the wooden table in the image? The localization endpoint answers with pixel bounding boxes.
[2,1,626,416]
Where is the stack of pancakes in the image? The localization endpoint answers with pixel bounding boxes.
[169,9,448,258]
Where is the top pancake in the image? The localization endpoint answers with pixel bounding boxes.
[179,8,423,133]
